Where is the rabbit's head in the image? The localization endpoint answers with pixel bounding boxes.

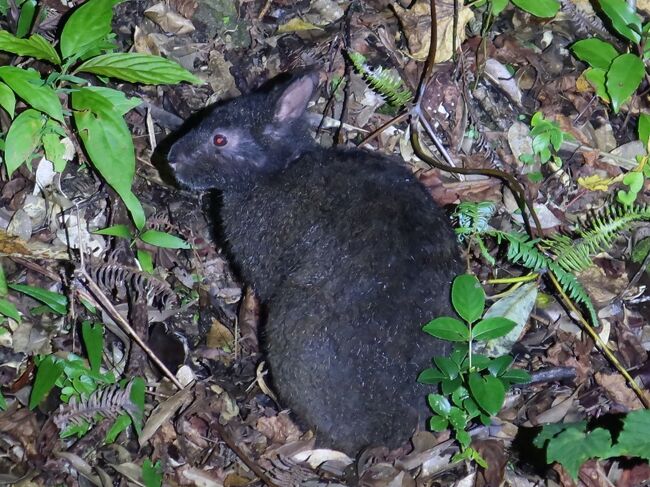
[168,73,318,191]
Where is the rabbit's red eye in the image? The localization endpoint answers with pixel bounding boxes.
[213,134,228,147]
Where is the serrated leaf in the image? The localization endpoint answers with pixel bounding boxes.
[0,31,61,64]
[72,87,145,229]
[472,317,517,341]
[0,67,64,121]
[139,230,191,249]
[609,409,650,460]
[60,0,123,60]
[571,38,619,70]
[452,274,484,323]
[422,316,470,341]
[598,0,642,44]
[0,297,19,322]
[8,283,68,314]
[76,52,202,85]
[511,0,560,18]
[547,427,612,480]
[468,373,505,415]
[0,81,15,118]
[29,355,64,409]
[4,108,45,176]
[606,54,644,113]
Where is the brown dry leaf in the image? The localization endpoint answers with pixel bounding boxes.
[206,317,235,350]
[169,0,198,18]
[392,0,473,62]
[0,230,68,260]
[578,265,628,307]
[595,372,649,408]
[256,412,302,444]
[140,386,193,445]
[145,2,195,35]
[473,439,507,487]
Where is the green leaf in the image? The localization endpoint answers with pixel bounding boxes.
[8,283,68,314]
[0,67,64,121]
[639,113,650,148]
[547,426,612,480]
[0,81,15,118]
[139,230,191,249]
[76,53,202,85]
[452,274,484,323]
[472,317,517,341]
[60,0,123,60]
[491,0,508,15]
[418,367,446,384]
[4,109,45,176]
[510,0,560,18]
[617,171,644,205]
[137,249,154,273]
[142,459,163,487]
[429,415,448,432]
[72,87,145,229]
[422,316,470,341]
[81,322,103,373]
[427,393,451,416]
[487,355,514,377]
[598,0,642,44]
[448,406,469,432]
[75,86,141,116]
[499,368,531,384]
[93,224,133,239]
[30,355,64,409]
[433,356,460,380]
[0,392,6,410]
[606,54,645,113]
[129,377,145,436]
[16,0,36,38]
[0,297,20,322]
[42,132,67,172]
[610,409,650,460]
[105,413,131,443]
[468,373,505,416]
[0,31,61,65]
[571,38,619,70]
[584,67,610,102]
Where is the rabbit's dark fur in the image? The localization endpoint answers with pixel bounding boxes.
[167,73,463,454]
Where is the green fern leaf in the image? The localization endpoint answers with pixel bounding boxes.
[348,50,413,107]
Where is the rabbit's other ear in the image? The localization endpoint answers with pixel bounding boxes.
[273,72,318,124]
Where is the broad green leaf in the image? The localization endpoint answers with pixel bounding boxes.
[8,283,68,314]
[487,355,514,376]
[61,421,91,438]
[422,316,470,341]
[433,356,460,379]
[0,297,19,321]
[418,367,446,384]
[499,368,532,384]
[452,274,484,323]
[547,426,612,480]
[429,415,448,432]
[16,0,36,38]
[0,81,15,118]
[427,393,451,416]
[29,355,64,409]
[617,171,644,205]
[491,0,508,15]
[105,413,131,443]
[142,459,163,487]
[584,67,610,103]
[0,67,64,121]
[571,38,619,70]
[93,224,133,239]
[472,317,517,341]
[598,0,642,44]
[139,230,191,249]
[42,132,67,172]
[0,392,6,410]
[60,0,123,60]
[81,322,103,373]
[638,113,650,148]
[468,373,505,415]
[610,409,650,460]
[0,0,7,15]
[76,52,202,85]
[75,86,141,116]
[511,0,559,18]
[0,31,61,64]
[607,54,644,113]
[4,108,45,176]
[72,87,145,229]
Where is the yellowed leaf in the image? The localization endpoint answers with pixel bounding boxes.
[277,18,323,33]
[577,174,619,191]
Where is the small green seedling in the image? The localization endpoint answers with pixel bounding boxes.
[519,112,573,181]
[419,274,531,465]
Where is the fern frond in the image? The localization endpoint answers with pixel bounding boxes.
[495,231,548,271]
[348,50,413,107]
[548,262,598,325]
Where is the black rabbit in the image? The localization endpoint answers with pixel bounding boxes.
[167,72,463,455]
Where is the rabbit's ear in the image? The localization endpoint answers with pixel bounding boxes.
[273,72,318,123]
